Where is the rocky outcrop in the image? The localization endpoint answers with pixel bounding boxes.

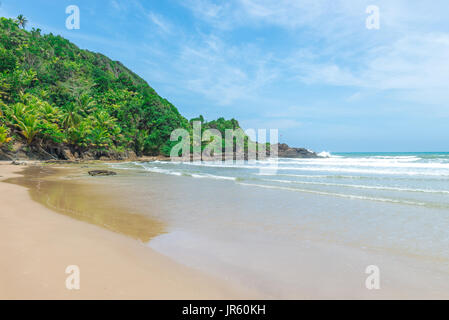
[273,143,319,158]
[0,149,12,160]
[1,142,320,161]
[0,143,140,162]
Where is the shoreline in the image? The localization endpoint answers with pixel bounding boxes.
[0,162,260,299]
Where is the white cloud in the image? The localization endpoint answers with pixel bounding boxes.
[148,12,172,34]
[169,35,278,106]
[363,33,449,90]
[285,32,449,100]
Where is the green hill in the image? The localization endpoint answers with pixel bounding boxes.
[0,16,244,160]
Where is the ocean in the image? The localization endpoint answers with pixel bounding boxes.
[108,152,449,298]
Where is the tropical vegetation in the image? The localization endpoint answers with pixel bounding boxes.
[0,16,246,159]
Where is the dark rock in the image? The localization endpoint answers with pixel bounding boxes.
[11,160,27,166]
[0,150,12,161]
[88,170,117,176]
[44,160,80,164]
[273,143,319,158]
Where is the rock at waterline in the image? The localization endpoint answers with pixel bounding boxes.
[88,170,117,177]
[274,144,320,158]
[11,160,28,166]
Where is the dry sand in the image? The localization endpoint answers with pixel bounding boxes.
[0,162,259,300]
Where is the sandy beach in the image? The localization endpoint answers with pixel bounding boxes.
[0,162,258,300]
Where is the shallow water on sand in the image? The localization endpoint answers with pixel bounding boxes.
[111,154,449,266]
[6,166,165,242]
[108,154,449,298]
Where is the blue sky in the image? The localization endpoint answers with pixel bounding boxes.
[1,1,449,152]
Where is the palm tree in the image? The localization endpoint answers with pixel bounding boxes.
[67,121,91,147]
[90,127,110,148]
[15,114,39,145]
[9,103,27,125]
[61,103,82,129]
[94,111,116,129]
[76,93,96,114]
[39,103,60,124]
[16,15,28,29]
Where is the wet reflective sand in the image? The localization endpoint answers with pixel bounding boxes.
[6,166,165,243]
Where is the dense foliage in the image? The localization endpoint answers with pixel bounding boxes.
[0,16,243,159]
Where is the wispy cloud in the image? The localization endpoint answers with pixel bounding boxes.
[182,0,449,100]
[148,12,172,34]
[151,33,279,106]
[283,32,449,103]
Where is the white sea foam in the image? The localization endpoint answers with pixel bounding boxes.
[179,162,449,176]
[318,151,332,158]
[135,163,236,181]
[272,166,449,176]
[142,166,183,176]
[237,182,427,206]
[263,179,449,194]
[274,158,448,168]
[191,174,236,181]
